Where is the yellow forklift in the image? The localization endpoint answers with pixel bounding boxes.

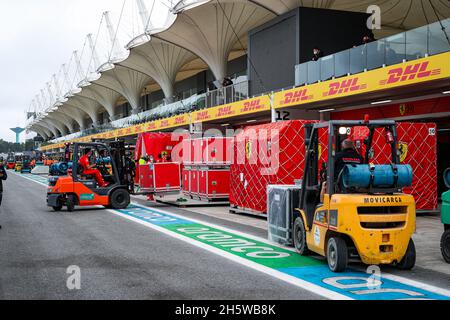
[293,120,416,272]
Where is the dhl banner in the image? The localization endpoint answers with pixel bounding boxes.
[191,95,271,123]
[274,51,450,109]
[39,96,269,151]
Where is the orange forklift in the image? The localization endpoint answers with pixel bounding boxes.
[47,141,134,212]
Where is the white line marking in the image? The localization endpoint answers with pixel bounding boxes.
[129,204,450,298]
[15,171,450,299]
[108,209,349,300]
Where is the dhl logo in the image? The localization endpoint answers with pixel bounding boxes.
[160,120,170,127]
[380,62,441,85]
[281,89,313,105]
[323,78,367,97]
[216,106,234,117]
[146,123,156,130]
[241,99,263,112]
[174,116,186,125]
[134,125,142,132]
[117,129,124,136]
[195,111,211,121]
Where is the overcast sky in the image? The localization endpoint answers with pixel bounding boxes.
[0,0,170,143]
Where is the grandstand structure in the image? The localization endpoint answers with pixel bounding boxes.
[25,0,450,191]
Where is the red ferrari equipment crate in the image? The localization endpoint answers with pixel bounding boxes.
[192,138,205,164]
[138,163,181,194]
[230,120,315,215]
[182,139,193,164]
[198,168,230,200]
[182,167,190,193]
[204,137,233,165]
[190,168,199,195]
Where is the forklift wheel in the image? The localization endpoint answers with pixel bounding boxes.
[440,230,450,263]
[397,239,416,270]
[293,217,309,255]
[110,189,130,210]
[66,195,76,212]
[327,237,348,272]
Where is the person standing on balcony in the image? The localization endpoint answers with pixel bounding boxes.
[222,77,233,87]
[362,35,375,44]
[312,47,324,61]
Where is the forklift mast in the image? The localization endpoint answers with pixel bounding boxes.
[108,141,135,192]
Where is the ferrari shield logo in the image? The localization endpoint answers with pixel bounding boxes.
[399,104,406,116]
[398,142,408,163]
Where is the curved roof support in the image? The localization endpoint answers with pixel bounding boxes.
[93,66,151,113]
[31,125,51,140]
[47,111,76,133]
[119,38,197,101]
[43,117,69,136]
[76,85,122,121]
[63,96,103,126]
[31,123,53,136]
[58,105,89,131]
[157,0,274,81]
[40,119,63,137]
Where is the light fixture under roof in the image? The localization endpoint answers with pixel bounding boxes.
[318,108,335,113]
[371,100,392,105]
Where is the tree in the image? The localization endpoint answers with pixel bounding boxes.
[0,139,27,153]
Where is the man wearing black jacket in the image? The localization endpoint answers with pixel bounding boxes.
[334,139,363,192]
[0,157,7,229]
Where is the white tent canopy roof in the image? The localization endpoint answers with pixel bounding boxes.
[156,0,275,80]
[30,0,450,139]
[119,37,198,100]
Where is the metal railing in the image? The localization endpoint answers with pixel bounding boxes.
[295,19,450,86]
[206,80,249,108]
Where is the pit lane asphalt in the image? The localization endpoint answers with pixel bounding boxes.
[0,172,323,300]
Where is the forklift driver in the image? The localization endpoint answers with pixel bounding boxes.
[79,148,107,188]
[334,139,364,191]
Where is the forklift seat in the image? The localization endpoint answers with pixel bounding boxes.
[81,179,97,190]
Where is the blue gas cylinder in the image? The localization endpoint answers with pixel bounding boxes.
[342,164,413,190]
[444,168,450,189]
[51,162,69,175]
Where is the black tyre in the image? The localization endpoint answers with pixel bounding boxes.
[66,195,76,212]
[397,239,416,270]
[110,189,130,210]
[52,205,63,212]
[293,217,309,255]
[327,237,348,272]
[440,230,450,263]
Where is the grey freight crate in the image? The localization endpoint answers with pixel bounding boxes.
[267,185,302,246]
